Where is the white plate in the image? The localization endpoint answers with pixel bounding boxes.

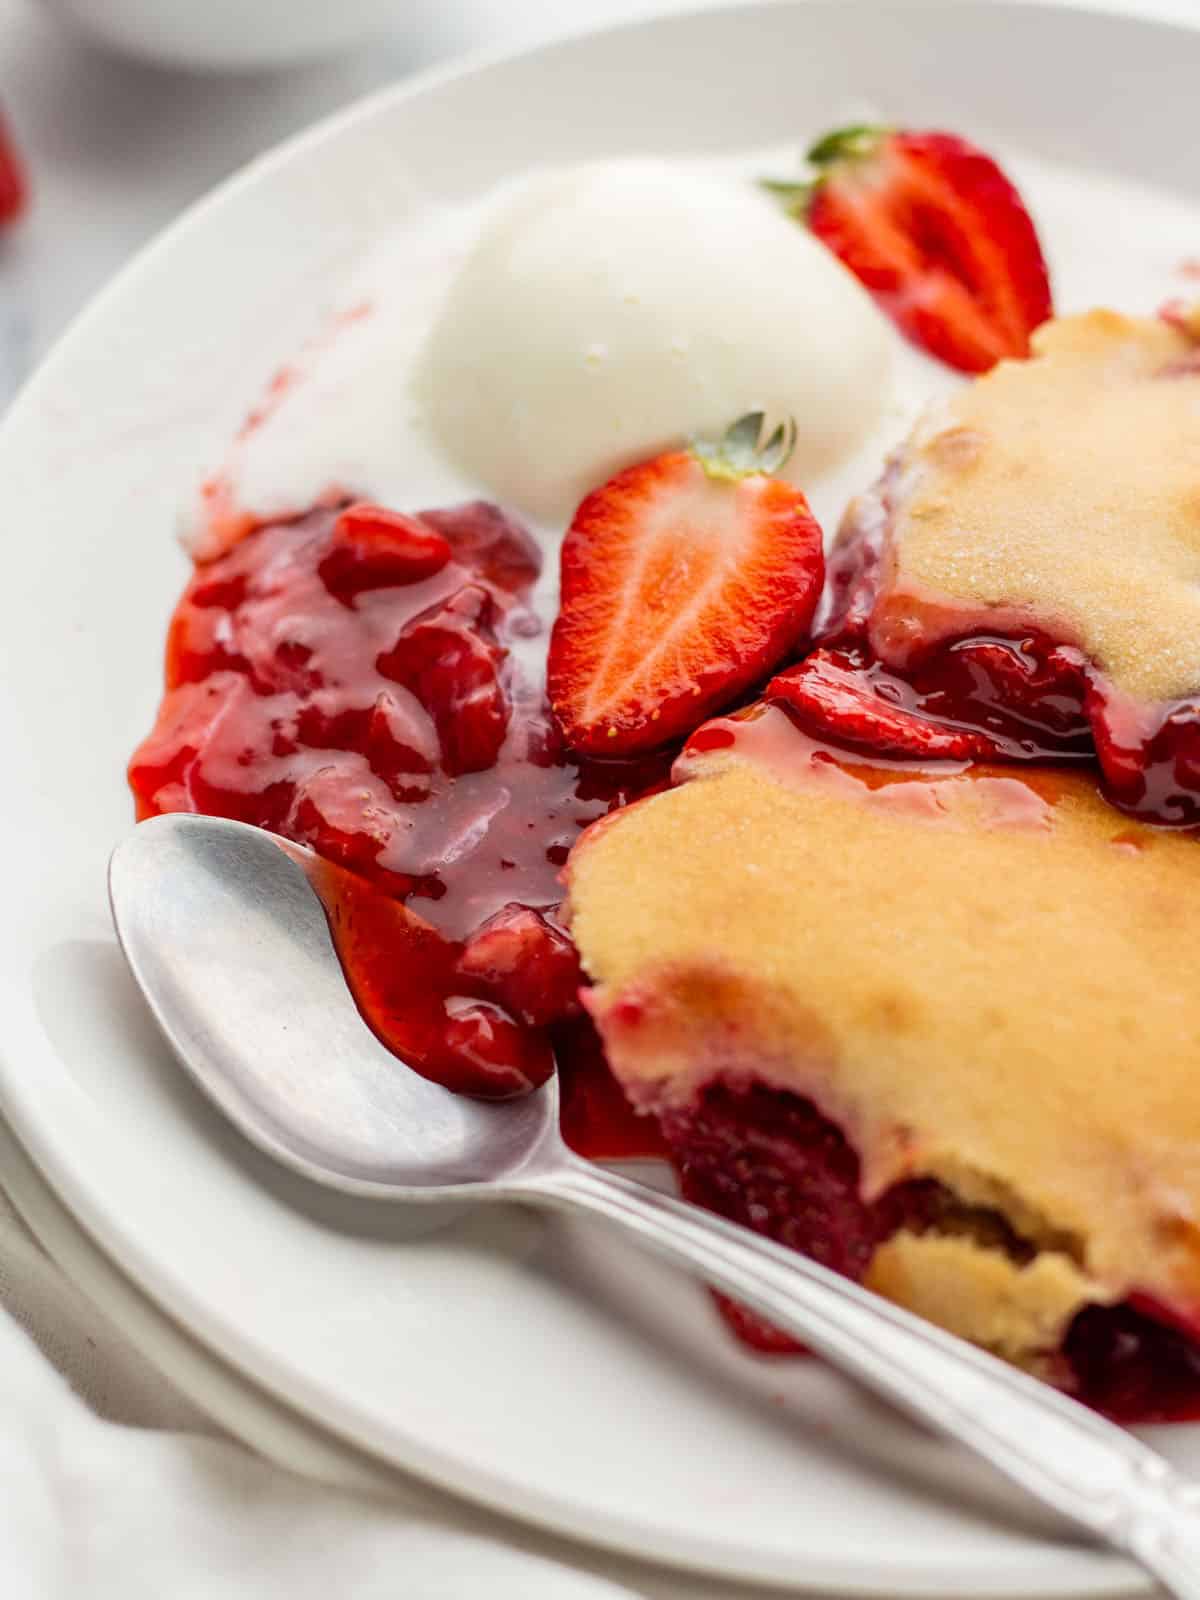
[1,3,1198,1593]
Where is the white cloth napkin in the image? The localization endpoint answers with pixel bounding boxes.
[0,1182,646,1599]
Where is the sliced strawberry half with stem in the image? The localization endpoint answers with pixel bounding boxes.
[548,413,825,756]
[772,125,1052,374]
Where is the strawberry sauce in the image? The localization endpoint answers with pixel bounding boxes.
[129,500,670,1101]
[770,640,1094,765]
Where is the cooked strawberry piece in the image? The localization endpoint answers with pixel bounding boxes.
[318,502,453,598]
[766,634,1095,768]
[189,572,250,611]
[377,585,511,775]
[1088,682,1200,828]
[767,649,1008,761]
[549,413,824,756]
[439,1001,553,1098]
[936,637,1089,745]
[797,125,1051,373]
[362,692,437,802]
[283,763,422,891]
[293,689,436,801]
[420,500,542,596]
[457,903,583,1028]
[292,698,372,756]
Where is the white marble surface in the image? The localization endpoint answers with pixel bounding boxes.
[0,0,1194,398]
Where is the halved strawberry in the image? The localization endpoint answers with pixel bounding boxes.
[779,125,1052,374]
[548,415,824,756]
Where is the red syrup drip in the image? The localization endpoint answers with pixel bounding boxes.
[555,1016,668,1161]
[129,499,672,1101]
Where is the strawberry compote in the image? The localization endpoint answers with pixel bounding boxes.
[130,499,670,1100]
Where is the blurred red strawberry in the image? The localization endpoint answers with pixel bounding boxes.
[0,110,28,224]
[774,125,1051,373]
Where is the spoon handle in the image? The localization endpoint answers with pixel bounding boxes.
[523,1155,1200,1594]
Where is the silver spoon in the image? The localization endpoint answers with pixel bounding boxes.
[109,811,1200,1595]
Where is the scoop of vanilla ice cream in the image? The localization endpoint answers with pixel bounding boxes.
[417,160,892,525]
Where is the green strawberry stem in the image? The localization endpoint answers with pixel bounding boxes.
[759,176,815,216]
[760,124,892,219]
[691,411,797,483]
[807,123,891,169]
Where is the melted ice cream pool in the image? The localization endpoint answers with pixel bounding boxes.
[193,145,1200,639]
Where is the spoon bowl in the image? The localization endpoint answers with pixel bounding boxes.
[108,813,560,1197]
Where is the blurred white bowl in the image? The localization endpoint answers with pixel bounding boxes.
[37,0,401,70]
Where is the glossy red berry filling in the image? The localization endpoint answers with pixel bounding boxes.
[1063,1302,1200,1424]
[766,642,1092,765]
[662,1079,1200,1420]
[1087,682,1200,828]
[816,497,1200,823]
[129,500,670,1098]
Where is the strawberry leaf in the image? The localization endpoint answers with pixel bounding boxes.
[807,123,890,169]
[759,176,815,217]
[692,411,797,483]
